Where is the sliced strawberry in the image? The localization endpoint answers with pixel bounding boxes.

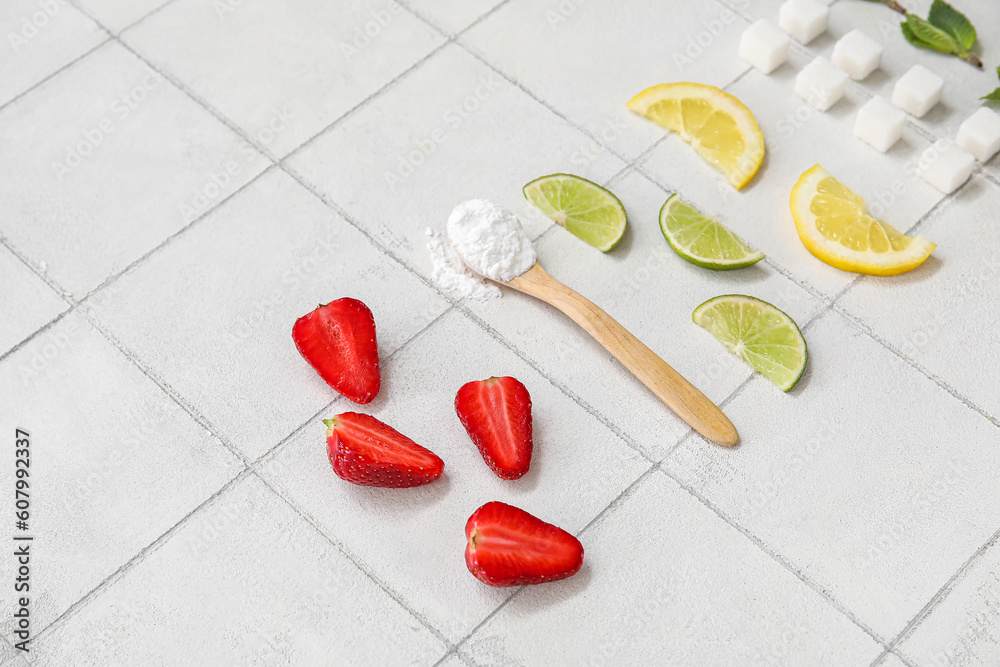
[325,412,443,488]
[293,298,380,404]
[465,501,583,587]
[455,377,533,479]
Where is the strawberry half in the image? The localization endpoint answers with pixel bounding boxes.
[293,298,380,404]
[455,377,533,479]
[325,412,443,488]
[465,501,583,587]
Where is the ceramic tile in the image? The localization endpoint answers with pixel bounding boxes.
[462,0,753,160]
[286,43,626,287]
[0,313,242,633]
[898,537,1000,667]
[0,41,269,298]
[75,0,172,33]
[0,0,106,106]
[88,169,450,461]
[0,245,67,355]
[34,475,447,665]
[838,177,1000,419]
[259,309,649,641]
[123,0,446,157]
[464,471,882,666]
[666,310,1000,639]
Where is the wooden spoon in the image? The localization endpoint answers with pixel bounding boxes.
[463,260,739,447]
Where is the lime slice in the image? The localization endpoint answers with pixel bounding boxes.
[523,174,627,252]
[693,295,807,392]
[660,194,764,270]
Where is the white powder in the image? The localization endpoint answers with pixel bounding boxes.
[446,199,536,282]
[425,228,500,301]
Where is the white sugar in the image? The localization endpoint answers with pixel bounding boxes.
[832,29,882,81]
[425,228,500,301]
[917,140,975,194]
[855,96,906,153]
[795,56,848,111]
[892,65,943,118]
[956,107,1000,162]
[779,0,829,44]
[447,199,536,282]
[740,19,790,74]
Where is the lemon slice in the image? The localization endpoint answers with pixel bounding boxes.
[790,164,936,276]
[660,194,764,270]
[693,295,807,392]
[627,82,765,190]
[523,174,627,251]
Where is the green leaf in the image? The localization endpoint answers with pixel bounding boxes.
[927,0,976,51]
[902,14,959,54]
[983,88,1000,102]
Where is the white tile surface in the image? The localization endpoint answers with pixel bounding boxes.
[0,41,269,298]
[123,0,446,157]
[0,313,242,633]
[838,177,1000,420]
[259,310,649,641]
[466,170,824,458]
[464,471,882,665]
[0,245,67,355]
[0,0,106,106]
[75,0,171,33]
[403,0,503,34]
[88,169,449,461]
[35,474,448,665]
[461,0,752,160]
[287,44,626,283]
[897,538,1000,667]
[666,310,1000,639]
[639,63,944,298]
[876,653,908,667]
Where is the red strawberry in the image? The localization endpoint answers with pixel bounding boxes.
[455,377,533,479]
[293,298,380,404]
[324,412,443,488]
[465,501,583,587]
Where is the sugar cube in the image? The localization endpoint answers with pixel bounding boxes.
[739,19,790,74]
[832,29,882,81]
[917,140,975,194]
[956,107,1000,162]
[855,96,906,152]
[892,65,943,117]
[795,57,848,111]
[779,0,829,45]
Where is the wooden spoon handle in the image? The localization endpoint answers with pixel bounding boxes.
[508,264,738,447]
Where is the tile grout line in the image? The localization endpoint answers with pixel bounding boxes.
[32,467,255,643]
[32,302,457,644]
[879,527,1000,662]
[656,465,892,649]
[253,471,455,652]
[438,465,661,667]
[833,305,1000,428]
[41,0,1000,657]
[0,38,111,116]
